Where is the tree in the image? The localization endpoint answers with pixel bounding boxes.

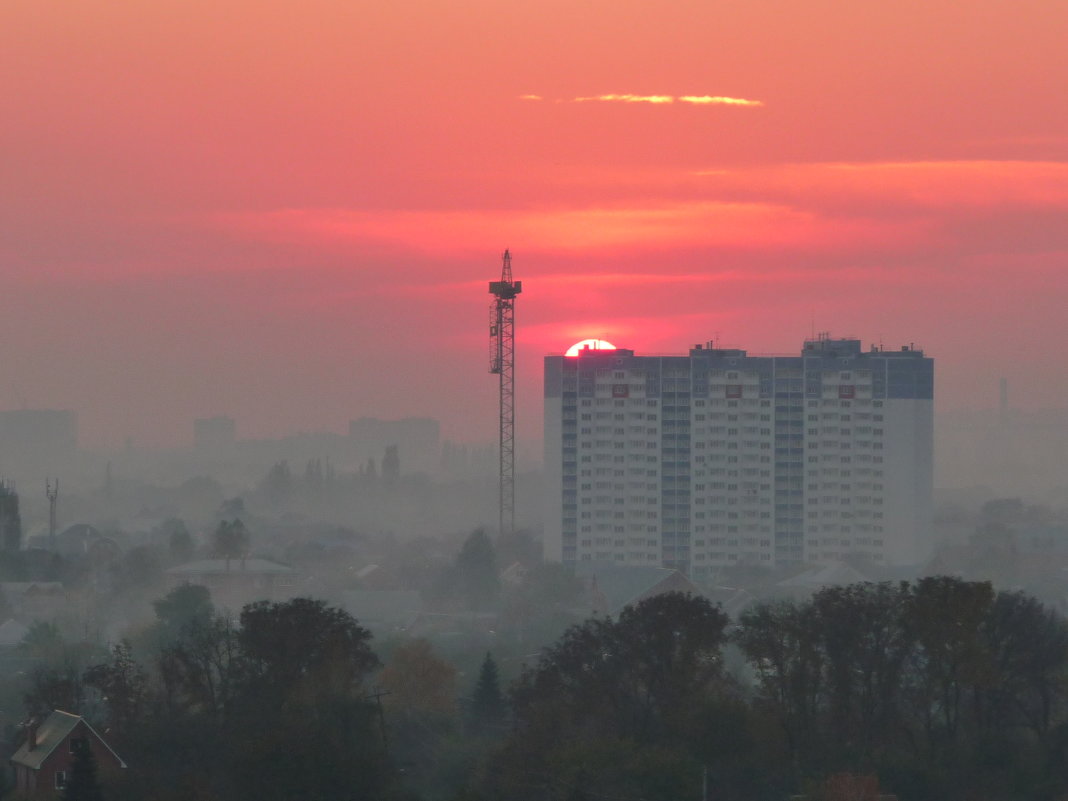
[84,641,149,746]
[453,529,499,610]
[62,739,104,801]
[735,599,827,761]
[164,519,195,564]
[153,583,215,641]
[158,614,240,720]
[904,576,996,751]
[811,582,913,761]
[378,639,459,794]
[260,460,293,508]
[237,598,379,699]
[379,638,458,719]
[977,590,1068,738]
[24,664,86,718]
[212,519,250,568]
[499,593,730,800]
[228,599,389,801]
[468,652,506,736]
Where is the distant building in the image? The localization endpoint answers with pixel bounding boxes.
[544,336,934,577]
[10,710,126,796]
[164,558,299,608]
[348,417,440,473]
[573,562,702,616]
[194,415,236,452]
[0,481,21,551]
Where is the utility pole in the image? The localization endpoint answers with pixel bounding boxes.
[45,478,58,550]
[488,250,522,537]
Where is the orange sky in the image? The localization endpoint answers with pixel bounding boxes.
[2,0,1067,449]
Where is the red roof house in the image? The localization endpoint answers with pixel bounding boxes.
[10,710,126,796]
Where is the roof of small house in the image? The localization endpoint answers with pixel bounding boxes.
[573,562,700,614]
[166,558,296,576]
[777,562,870,588]
[10,710,127,771]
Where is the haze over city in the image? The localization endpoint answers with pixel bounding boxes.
[4,0,1067,451]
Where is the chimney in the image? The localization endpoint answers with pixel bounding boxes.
[26,721,38,750]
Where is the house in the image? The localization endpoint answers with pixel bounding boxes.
[573,562,702,616]
[10,710,126,796]
[164,558,299,609]
[775,561,871,598]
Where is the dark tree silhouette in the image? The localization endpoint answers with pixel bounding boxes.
[453,528,499,610]
[84,640,148,746]
[153,583,215,641]
[212,519,250,568]
[468,652,506,735]
[165,519,194,564]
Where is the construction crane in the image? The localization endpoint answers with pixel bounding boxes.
[488,250,522,537]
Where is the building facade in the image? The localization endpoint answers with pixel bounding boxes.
[544,337,933,578]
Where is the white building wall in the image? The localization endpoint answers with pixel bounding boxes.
[543,399,563,562]
[544,340,933,573]
[881,398,934,565]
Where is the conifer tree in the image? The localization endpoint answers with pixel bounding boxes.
[468,652,506,735]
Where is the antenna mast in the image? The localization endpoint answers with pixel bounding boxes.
[488,250,522,537]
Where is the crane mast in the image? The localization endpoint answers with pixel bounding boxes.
[488,250,522,537]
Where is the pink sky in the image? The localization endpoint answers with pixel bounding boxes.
[3,0,1067,448]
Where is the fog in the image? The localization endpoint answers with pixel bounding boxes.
[4,0,1068,795]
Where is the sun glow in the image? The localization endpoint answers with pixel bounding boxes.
[565,339,618,356]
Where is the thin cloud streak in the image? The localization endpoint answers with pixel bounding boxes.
[678,95,763,106]
[519,93,763,106]
[574,94,675,104]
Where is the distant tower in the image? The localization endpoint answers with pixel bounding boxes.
[488,250,522,536]
[46,478,58,550]
[0,480,22,551]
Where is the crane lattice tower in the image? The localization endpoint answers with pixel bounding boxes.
[488,250,522,536]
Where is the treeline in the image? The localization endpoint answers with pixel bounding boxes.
[15,590,394,801]
[484,577,1068,801]
[11,577,1068,801]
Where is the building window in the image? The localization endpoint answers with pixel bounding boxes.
[55,771,67,790]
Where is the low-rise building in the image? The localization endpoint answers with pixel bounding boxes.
[10,710,126,796]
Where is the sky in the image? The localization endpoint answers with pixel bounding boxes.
[3,0,1067,450]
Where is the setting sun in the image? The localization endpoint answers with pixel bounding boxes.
[565,339,618,357]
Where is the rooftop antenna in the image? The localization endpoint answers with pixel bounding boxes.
[488,250,522,537]
[46,478,58,550]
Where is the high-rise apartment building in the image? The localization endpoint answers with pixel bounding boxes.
[544,336,933,578]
